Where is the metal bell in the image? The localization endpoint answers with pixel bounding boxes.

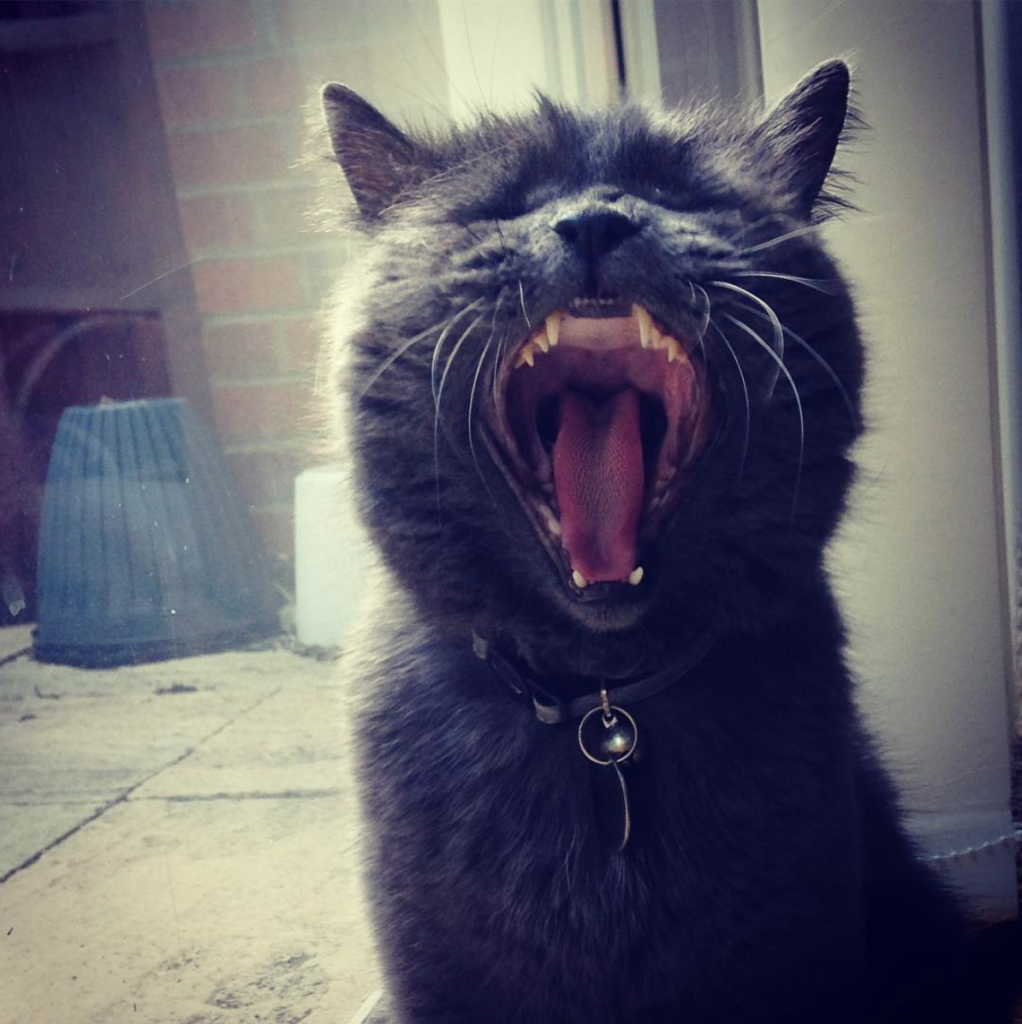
[578,705,638,765]
[599,719,637,760]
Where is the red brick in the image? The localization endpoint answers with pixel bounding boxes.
[212,380,314,442]
[240,57,305,116]
[155,64,238,126]
[202,321,278,379]
[281,318,322,373]
[253,186,320,246]
[304,250,345,305]
[192,257,308,315]
[146,1,258,61]
[167,124,288,187]
[178,192,255,252]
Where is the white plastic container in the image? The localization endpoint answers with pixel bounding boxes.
[294,464,370,649]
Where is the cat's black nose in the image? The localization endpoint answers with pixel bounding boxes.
[552,208,640,264]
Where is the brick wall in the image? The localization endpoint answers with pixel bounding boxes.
[144,0,320,585]
[143,0,448,595]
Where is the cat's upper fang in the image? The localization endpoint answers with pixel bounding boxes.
[513,304,689,370]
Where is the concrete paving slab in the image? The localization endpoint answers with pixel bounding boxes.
[0,626,32,663]
[0,643,382,1022]
[0,799,107,879]
[1,794,380,1024]
[0,690,267,804]
[135,670,345,801]
[0,651,291,878]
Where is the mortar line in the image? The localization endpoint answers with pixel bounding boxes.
[0,686,284,885]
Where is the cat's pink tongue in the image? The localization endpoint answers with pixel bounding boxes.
[552,388,643,583]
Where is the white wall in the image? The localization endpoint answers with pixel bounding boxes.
[436,0,617,117]
[757,0,1017,917]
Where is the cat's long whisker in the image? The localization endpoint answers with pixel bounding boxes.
[361,301,482,399]
[491,326,510,405]
[736,303,859,431]
[709,280,784,398]
[722,313,804,518]
[436,312,489,421]
[469,293,509,505]
[517,279,532,331]
[417,135,534,193]
[723,213,785,246]
[468,326,500,506]
[708,319,751,483]
[433,311,487,512]
[117,257,201,301]
[730,270,842,294]
[430,298,487,407]
[733,223,823,255]
[691,282,712,357]
[488,288,511,404]
[494,220,510,260]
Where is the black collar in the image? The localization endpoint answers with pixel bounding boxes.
[473,626,720,725]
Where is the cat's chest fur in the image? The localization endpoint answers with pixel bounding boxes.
[350,586,864,1021]
[321,61,1017,1024]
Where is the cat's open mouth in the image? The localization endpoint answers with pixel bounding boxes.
[489,299,711,594]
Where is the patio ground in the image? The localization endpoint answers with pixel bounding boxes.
[2,624,1018,1024]
[0,625,382,1024]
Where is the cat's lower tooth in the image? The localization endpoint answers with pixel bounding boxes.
[628,567,644,586]
[571,570,589,589]
[545,314,560,347]
[635,305,652,349]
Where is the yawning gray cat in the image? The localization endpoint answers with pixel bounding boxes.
[320,61,1020,1024]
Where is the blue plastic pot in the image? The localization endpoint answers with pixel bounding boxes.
[34,398,277,667]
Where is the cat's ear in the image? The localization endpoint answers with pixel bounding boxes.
[752,59,852,219]
[322,84,418,221]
